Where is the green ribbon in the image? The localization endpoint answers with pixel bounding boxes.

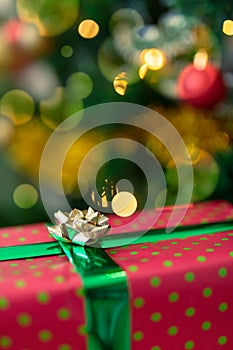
[59,241,130,350]
[1,220,233,350]
[1,220,233,261]
[100,220,233,247]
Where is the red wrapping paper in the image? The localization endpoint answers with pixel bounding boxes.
[1,200,233,350]
[108,200,233,233]
[0,224,87,350]
[106,200,233,350]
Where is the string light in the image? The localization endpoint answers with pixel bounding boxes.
[113,72,128,95]
[112,191,137,217]
[193,49,208,70]
[139,64,148,79]
[78,19,99,39]
[222,19,233,36]
[140,48,166,71]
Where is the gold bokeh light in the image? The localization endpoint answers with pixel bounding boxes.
[222,19,233,36]
[113,72,128,95]
[193,49,208,70]
[78,19,99,39]
[140,48,166,71]
[139,64,148,79]
[112,191,137,217]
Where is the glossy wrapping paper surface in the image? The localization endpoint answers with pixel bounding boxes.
[1,200,233,349]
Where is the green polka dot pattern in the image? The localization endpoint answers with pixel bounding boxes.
[38,329,53,342]
[0,335,12,348]
[133,331,144,341]
[219,302,228,312]
[202,287,213,298]
[0,297,10,310]
[196,255,207,262]
[57,307,71,321]
[201,321,212,331]
[58,344,72,350]
[185,307,196,317]
[168,292,179,303]
[150,276,161,288]
[17,313,32,327]
[150,312,162,322]
[185,272,195,282]
[0,223,55,247]
[218,267,228,278]
[36,292,50,304]
[106,200,233,350]
[77,324,87,336]
[128,265,138,272]
[218,335,227,345]
[1,201,233,349]
[167,325,178,336]
[0,224,86,349]
[133,297,145,308]
[163,260,173,267]
[184,340,195,349]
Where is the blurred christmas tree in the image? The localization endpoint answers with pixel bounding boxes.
[0,0,233,226]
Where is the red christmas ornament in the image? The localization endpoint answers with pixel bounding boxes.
[1,19,51,70]
[3,19,23,44]
[177,63,226,108]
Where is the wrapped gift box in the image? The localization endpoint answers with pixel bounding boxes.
[1,200,233,350]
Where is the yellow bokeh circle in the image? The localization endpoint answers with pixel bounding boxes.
[112,191,137,217]
[222,19,233,36]
[78,19,99,39]
[140,48,166,70]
